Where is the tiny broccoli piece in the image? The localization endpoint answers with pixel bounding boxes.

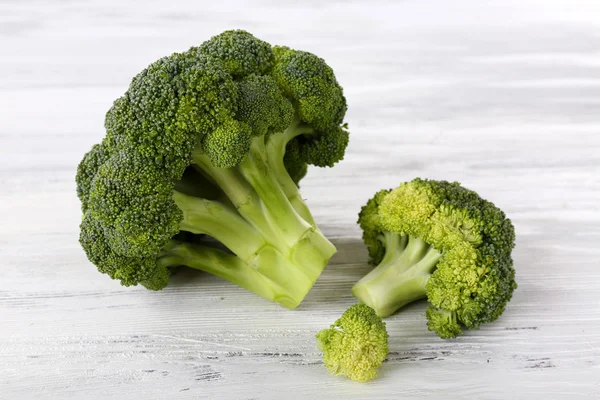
[235,74,294,137]
[352,178,516,338]
[79,213,170,290]
[198,29,273,77]
[201,119,253,168]
[76,143,111,212]
[76,30,350,309]
[316,304,389,382]
[272,46,347,132]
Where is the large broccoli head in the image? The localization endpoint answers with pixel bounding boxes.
[353,178,516,338]
[75,30,348,308]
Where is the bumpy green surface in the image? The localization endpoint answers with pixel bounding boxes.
[355,178,516,338]
[316,304,389,382]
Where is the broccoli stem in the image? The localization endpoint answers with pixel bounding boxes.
[173,190,334,279]
[352,233,442,317]
[161,239,332,309]
[265,120,316,225]
[179,136,336,309]
[172,191,267,261]
[160,241,290,305]
[237,135,313,244]
[191,135,326,248]
[191,148,281,243]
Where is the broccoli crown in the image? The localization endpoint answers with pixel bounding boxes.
[272,46,347,132]
[79,213,170,290]
[356,178,516,337]
[95,29,348,178]
[316,304,389,382]
[75,30,347,304]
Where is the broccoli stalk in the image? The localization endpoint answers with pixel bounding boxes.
[168,188,334,309]
[76,30,349,309]
[191,134,314,246]
[159,240,330,310]
[352,233,441,317]
[353,179,516,338]
[265,121,318,225]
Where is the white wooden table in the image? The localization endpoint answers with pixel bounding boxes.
[2,0,599,398]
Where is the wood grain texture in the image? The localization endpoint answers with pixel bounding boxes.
[1,0,600,398]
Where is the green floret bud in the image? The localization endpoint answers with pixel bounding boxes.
[104,96,129,149]
[316,304,389,382]
[79,212,171,290]
[425,307,463,339]
[353,178,516,338]
[272,46,347,132]
[88,152,182,257]
[297,126,349,167]
[276,125,349,189]
[202,119,252,168]
[198,29,274,77]
[357,188,391,264]
[76,143,111,212]
[235,74,294,136]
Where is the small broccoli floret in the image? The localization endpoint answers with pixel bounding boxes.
[282,139,308,185]
[201,119,253,168]
[316,304,389,382]
[198,30,273,77]
[296,125,349,168]
[272,46,347,132]
[352,179,516,338]
[235,74,294,136]
[86,152,182,257]
[79,212,170,290]
[75,143,111,212]
[357,189,390,264]
[76,30,349,309]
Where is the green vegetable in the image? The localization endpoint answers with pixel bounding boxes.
[352,178,516,338]
[316,304,389,382]
[76,30,349,309]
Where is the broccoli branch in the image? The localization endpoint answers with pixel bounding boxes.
[172,191,267,261]
[266,119,317,225]
[178,136,336,309]
[159,237,329,309]
[352,233,441,317]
